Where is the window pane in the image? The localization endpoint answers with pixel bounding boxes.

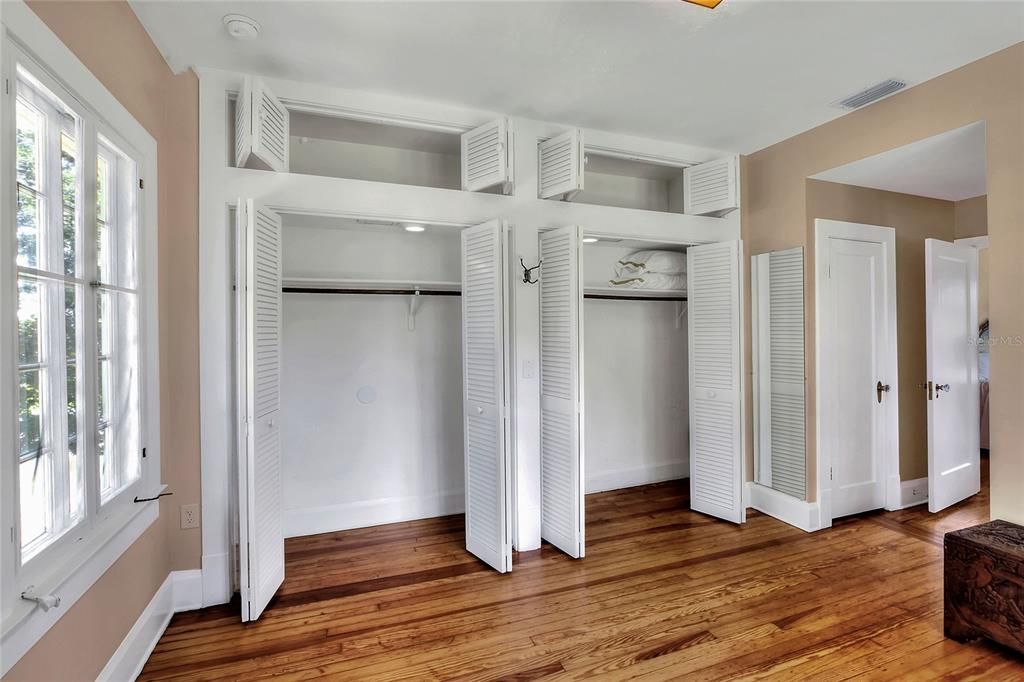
[19,368,43,460]
[95,140,137,289]
[61,132,79,277]
[17,186,40,269]
[18,276,41,366]
[20,452,52,552]
[65,284,84,521]
[96,154,111,284]
[16,101,40,189]
[97,290,141,502]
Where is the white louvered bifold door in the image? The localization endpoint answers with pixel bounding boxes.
[539,226,584,559]
[765,249,806,499]
[461,220,513,573]
[688,240,745,523]
[683,156,739,217]
[461,118,513,193]
[538,129,584,199]
[238,199,285,621]
[235,76,289,172]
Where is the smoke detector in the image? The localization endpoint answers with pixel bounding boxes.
[223,14,261,41]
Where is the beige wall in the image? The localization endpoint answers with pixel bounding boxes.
[743,42,1023,524]
[954,195,988,239]
[954,195,989,324]
[806,180,956,482]
[4,2,200,680]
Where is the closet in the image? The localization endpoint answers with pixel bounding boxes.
[234,202,515,619]
[233,76,514,192]
[537,129,739,216]
[538,229,745,559]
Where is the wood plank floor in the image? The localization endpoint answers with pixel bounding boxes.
[141,462,1023,680]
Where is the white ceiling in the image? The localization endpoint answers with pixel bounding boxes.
[812,122,987,201]
[130,1,1024,154]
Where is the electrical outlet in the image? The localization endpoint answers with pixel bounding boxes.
[180,504,200,530]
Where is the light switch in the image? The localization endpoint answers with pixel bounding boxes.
[523,359,536,379]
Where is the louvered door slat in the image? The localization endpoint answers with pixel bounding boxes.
[538,130,584,199]
[238,200,285,622]
[461,220,512,573]
[461,119,513,192]
[539,226,584,558]
[688,240,744,523]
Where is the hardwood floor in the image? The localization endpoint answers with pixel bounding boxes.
[141,463,1022,680]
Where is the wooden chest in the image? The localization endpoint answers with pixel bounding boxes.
[944,520,1024,654]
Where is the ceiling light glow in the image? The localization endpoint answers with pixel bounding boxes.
[404,224,426,233]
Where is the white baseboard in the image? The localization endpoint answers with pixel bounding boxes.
[201,552,232,608]
[97,569,203,682]
[283,491,465,538]
[746,482,822,532]
[585,461,688,495]
[897,477,929,509]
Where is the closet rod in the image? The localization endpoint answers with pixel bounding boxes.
[283,287,461,296]
[584,293,687,302]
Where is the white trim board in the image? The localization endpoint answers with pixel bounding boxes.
[746,482,822,533]
[96,569,202,682]
[814,219,901,527]
[585,462,688,495]
[283,491,465,539]
[898,478,929,510]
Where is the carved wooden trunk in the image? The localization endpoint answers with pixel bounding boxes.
[944,520,1024,654]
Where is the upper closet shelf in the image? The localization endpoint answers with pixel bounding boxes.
[282,277,461,293]
[583,285,687,300]
[235,76,513,194]
[538,128,739,217]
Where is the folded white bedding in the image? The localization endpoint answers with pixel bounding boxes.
[615,250,687,277]
[608,272,686,291]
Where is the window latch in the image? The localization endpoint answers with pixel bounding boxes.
[21,586,61,612]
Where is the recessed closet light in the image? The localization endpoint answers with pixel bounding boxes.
[582,237,599,243]
[223,14,261,41]
[404,224,425,233]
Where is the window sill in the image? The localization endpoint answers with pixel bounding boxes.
[0,485,166,676]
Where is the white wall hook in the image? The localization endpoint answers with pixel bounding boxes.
[21,586,60,612]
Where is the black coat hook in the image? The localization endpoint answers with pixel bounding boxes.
[521,258,541,285]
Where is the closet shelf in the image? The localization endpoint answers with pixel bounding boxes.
[283,277,461,293]
[583,285,687,301]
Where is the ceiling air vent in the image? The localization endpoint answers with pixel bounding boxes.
[833,79,907,110]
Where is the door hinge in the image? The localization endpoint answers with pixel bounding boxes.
[142,447,147,459]
[138,178,144,190]
[830,467,833,481]
[5,78,9,95]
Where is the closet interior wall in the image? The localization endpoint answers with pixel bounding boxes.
[574,155,686,214]
[279,217,465,538]
[582,241,690,493]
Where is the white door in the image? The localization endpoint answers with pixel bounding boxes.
[461,220,513,573]
[817,221,897,520]
[237,199,285,622]
[539,226,584,558]
[687,240,745,523]
[925,239,980,512]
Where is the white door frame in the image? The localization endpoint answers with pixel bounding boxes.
[814,219,900,526]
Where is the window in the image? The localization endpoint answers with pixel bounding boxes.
[4,40,153,617]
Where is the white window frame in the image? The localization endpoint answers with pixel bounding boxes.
[0,4,161,674]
